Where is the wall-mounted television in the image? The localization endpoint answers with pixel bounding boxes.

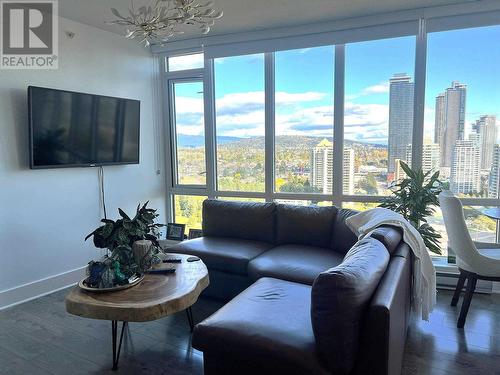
[28,86,140,169]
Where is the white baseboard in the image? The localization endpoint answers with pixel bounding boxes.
[0,266,86,310]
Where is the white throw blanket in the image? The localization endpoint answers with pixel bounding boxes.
[345,208,436,320]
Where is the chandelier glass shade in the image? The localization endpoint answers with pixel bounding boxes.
[110,0,223,46]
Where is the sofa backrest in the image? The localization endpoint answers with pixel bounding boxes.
[275,204,337,248]
[201,200,399,257]
[202,199,276,243]
[310,237,390,374]
[331,208,359,254]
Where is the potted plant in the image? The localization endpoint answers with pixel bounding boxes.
[380,161,443,255]
[84,202,165,288]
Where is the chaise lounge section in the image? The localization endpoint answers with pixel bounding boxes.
[167,199,412,375]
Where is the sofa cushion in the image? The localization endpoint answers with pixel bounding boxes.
[202,199,276,243]
[370,225,403,255]
[311,237,390,374]
[331,208,358,254]
[248,244,344,285]
[193,277,329,375]
[167,237,273,275]
[276,204,337,248]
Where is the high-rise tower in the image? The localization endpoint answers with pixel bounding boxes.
[310,139,354,195]
[450,139,480,195]
[387,73,414,173]
[434,93,445,145]
[472,115,497,170]
[439,81,467,169]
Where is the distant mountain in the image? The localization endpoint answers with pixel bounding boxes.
[221,136,387,149]
[177,134,386,149]
[177,135,241,148]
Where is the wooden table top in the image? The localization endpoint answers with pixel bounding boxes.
[65,254,209,322]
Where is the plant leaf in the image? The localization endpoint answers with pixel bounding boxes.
[118,208,131,220]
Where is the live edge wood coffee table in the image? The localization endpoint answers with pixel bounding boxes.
[65,254,209,371]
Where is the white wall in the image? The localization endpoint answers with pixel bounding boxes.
[0,17,165,308]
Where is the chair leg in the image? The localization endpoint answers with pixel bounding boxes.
[457,274,477,328]
[451,270,467,306]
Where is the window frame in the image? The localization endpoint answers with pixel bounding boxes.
[168,77,206,189]
[273,46,336,197]
[212,53,267,195]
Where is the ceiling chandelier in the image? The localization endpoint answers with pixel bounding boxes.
[110,0,223,46]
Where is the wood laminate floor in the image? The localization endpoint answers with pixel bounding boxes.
[0,288,499,374]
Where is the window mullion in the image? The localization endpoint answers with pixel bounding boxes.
[333,44,345,207]
[265,52,275,202]
[162,60,175,222]
[412,18,427,171]
[203,58,217,199]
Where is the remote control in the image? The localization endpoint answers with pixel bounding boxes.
[163,258,182,263]
[147,268,176,274]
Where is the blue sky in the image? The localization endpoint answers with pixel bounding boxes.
[175,24,500,144]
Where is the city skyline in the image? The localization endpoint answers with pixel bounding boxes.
[175,74,500,197]
[388,76,498,197]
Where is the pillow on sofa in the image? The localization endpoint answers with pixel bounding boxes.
[202,199,276,243]
[311,237,390,374]
[331,208,358,254]
[276,204,337,248]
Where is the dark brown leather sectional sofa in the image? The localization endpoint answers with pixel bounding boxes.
[169,199,412,375]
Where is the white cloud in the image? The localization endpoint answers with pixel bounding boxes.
[168,54,204,71]
[276,105,333,136]
[346,81,390,100]
[174,89,391,143]
[344,102,388,126]
[215,91,326,110]
[176,125,205,136]
[276,91,328,105]
[362,82,390,95]
[174,97,204,115]
[344,102,389,143]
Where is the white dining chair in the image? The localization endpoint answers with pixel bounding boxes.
[438,190,500,328]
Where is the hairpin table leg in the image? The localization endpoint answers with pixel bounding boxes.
[111,320,128,370]
[186,307,194,332]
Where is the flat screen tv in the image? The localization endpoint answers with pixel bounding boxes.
[28,86,140,169]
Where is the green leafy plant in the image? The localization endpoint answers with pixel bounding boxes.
[380,161,443,255]
[85,202,165,275]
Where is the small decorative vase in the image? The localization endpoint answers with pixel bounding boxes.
[132,240,153,273]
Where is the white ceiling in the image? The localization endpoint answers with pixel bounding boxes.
[60,0,474,40]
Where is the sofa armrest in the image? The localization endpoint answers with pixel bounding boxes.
[353,244,412,375]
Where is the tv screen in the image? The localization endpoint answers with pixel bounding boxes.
[28,86,140,169]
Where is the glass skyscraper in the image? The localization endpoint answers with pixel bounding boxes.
[437,81,467,170]
[387,73,414,174]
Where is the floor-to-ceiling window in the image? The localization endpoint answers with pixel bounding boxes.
[214,54,266,193]
[274,46,335,195]
[170,80,206,186]
[165,53,207,231]
[344,36,415,196]
[423,24,500,256]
